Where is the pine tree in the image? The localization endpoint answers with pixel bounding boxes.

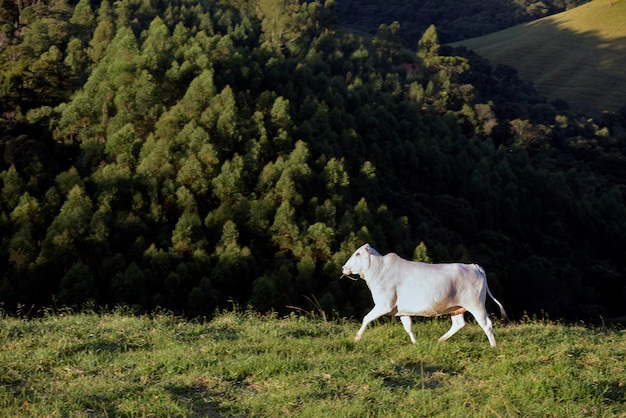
[64,37,89,80]
[171,209,204,258]
[137,135,175,181]
[269,96,293,151]
[417,24,440,61]
[156,69,216,139]
[211,155,245,204]
[209,220,254,304]
[69,0,95,38]
[412,241,432,263]
[176,153,210,196]
[324,157,350,203]
[140,17,172,76]
[271,200,300,252]
[57,262,98,306]
[88,0,115,64]
[304,222,334,261]
[373,21,401,63]
[38,185,93,269]
[109,261,147,308]
[1,165,25,211]
[105,123,137,164]
[257,0,303,54]
[8,193,42,275]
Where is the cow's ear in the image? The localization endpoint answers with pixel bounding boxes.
[363,244,372,269]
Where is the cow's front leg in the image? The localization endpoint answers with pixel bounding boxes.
[355,304,393,342]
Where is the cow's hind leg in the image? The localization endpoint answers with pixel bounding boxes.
[469,307,497,348]
[438,313,466,343]
[399,316,417,344]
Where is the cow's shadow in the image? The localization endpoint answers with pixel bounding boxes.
[377,361,456,390]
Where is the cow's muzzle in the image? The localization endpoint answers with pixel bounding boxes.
[340,265,359,280]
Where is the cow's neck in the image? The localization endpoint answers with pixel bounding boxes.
[364,255,384,285]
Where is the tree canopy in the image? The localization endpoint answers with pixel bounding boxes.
[1,0,625,321]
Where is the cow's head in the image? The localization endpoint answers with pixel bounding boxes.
[341,243,378,279]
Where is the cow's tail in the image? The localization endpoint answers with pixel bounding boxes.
[474,264,510,324]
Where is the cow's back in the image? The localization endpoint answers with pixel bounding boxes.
[379,256,485,317]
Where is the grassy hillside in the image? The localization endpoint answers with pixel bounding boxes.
[451,0,626,116]
[1,310,624,416]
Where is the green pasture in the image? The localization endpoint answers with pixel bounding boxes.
[1,309,624,417]
[452,0,626,116]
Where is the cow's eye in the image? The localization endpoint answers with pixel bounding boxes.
[355,252,360,257]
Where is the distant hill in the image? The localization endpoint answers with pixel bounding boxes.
[451,0,626,116]
[334,0,589,45]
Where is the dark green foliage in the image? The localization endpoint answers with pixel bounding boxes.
[0,0,624,322]
[334,0,591,45]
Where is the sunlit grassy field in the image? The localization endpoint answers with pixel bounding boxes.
[452,0,626,116]
[1,309,624,417]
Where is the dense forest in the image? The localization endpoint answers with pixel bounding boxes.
[334,0,591,44]
[1,0,625,321]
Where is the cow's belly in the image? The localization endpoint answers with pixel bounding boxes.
[396,286,462,316]
[394,292,462,317]
[395,306,463,317]
[395,309,438,317]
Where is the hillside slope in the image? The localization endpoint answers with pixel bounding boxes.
[1,311,624,416]
[334,0,590,45]
[452,0,626,116]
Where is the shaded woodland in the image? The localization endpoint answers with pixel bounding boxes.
[1,0,625,321]
[334,0,590,44]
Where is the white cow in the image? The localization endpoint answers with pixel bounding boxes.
[342,243,508,347]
